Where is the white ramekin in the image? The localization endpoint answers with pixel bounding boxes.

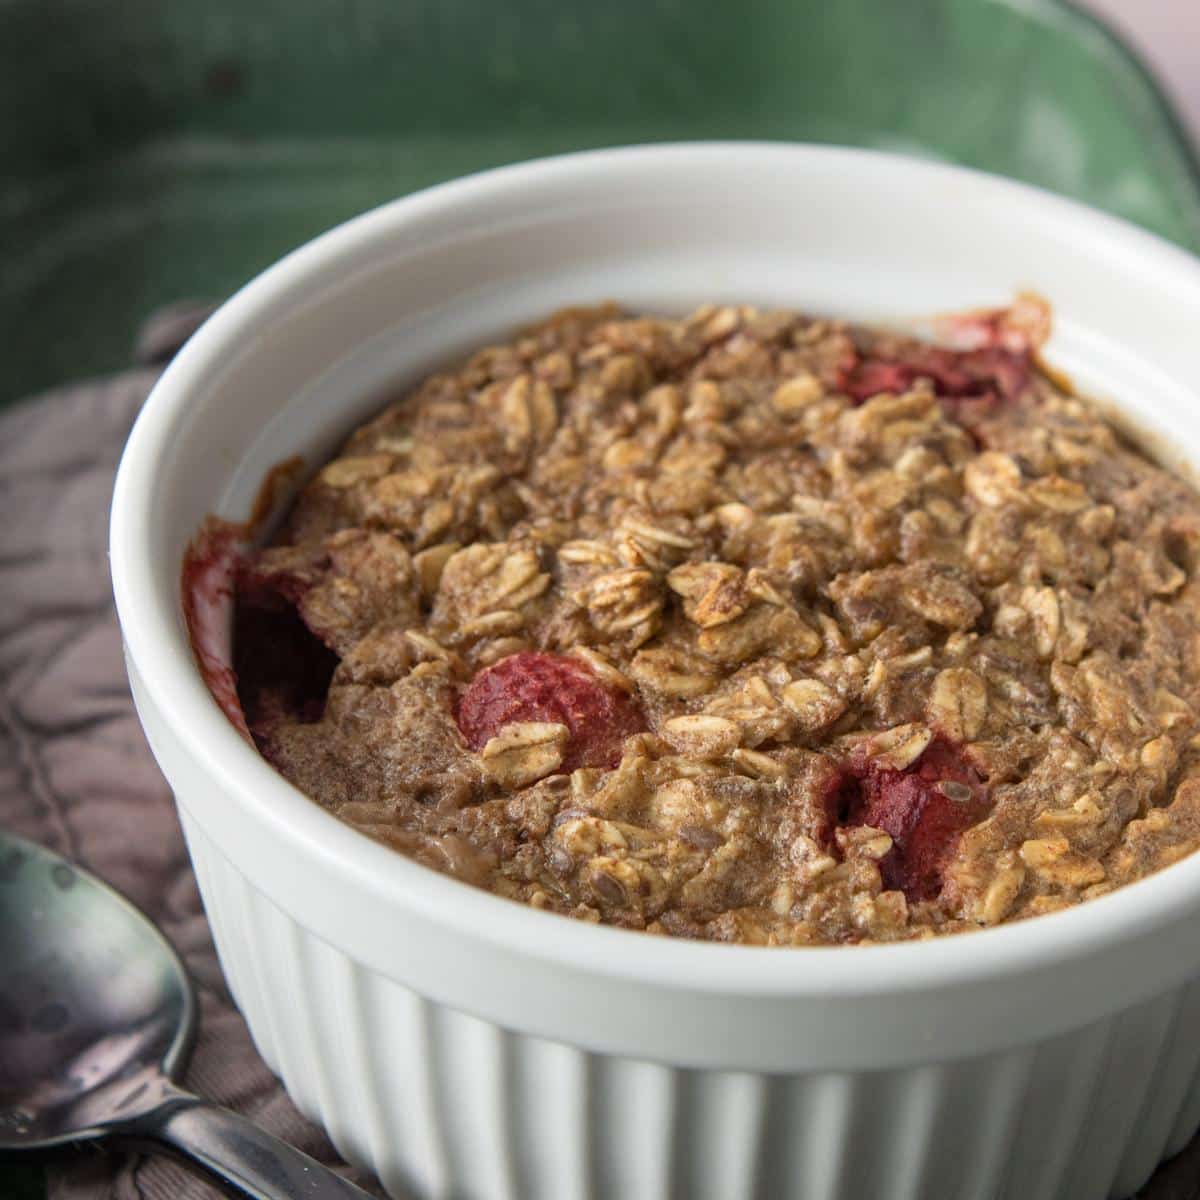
[111,144,1200,1200]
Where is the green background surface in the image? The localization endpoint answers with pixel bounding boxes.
[2,0,1198,1196]
[2,0,1200,410]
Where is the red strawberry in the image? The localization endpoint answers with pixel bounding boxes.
[840,345,1029,410]
[457,652,646,772]
[828,739,989,901]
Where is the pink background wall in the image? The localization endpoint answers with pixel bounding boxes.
[1081,0,1200,139]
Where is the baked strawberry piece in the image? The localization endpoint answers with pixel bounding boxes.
[841,345,1030,409]
[457,652,646,772]
[233,553,338,726]
[829,739,989,901]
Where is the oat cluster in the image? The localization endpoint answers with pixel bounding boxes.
[234,301,1200,944]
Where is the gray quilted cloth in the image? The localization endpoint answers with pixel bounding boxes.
[0,304,383,1200]
[0,303,1196,1200]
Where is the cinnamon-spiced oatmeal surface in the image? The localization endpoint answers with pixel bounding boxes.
[220,297,1200,945]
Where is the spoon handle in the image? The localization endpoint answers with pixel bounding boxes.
[136,1088,376,1199]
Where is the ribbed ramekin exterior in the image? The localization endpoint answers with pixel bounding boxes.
[180,810,1200,1200]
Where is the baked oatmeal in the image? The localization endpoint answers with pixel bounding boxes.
[202,297,1200,945]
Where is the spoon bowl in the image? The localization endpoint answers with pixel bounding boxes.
[0,831,372,1198]
[0,833,193,1150]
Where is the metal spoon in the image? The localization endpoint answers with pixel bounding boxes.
[0,830,374,1199]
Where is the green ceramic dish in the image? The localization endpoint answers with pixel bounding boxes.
[0,0,1198,407]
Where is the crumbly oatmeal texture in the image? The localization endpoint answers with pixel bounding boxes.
[224,297,1200,945]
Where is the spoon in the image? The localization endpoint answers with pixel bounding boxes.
[0,830,373,1199]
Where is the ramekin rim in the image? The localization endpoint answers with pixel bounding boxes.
[110,140,1200,997]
